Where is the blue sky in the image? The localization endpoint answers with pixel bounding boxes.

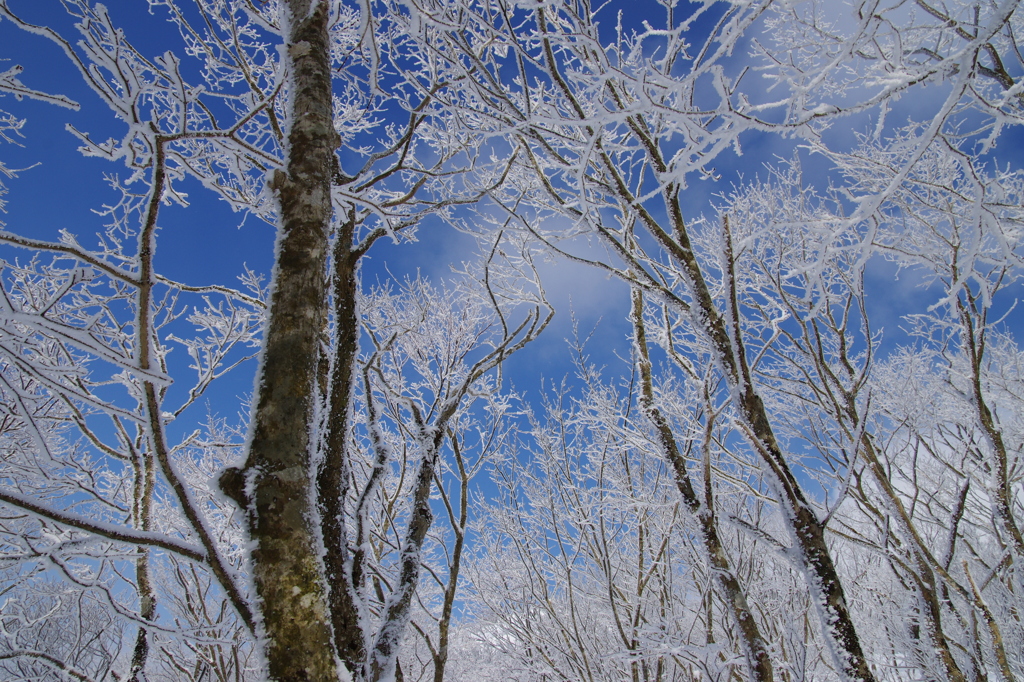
[2,0,1023,454]
[0,1,629,431]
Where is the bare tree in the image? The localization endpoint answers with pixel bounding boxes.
[403,0,1023,678]
[0,1,539,680]
[1,1,1021,680]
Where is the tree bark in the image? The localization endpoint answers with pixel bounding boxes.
[230,1,340,679]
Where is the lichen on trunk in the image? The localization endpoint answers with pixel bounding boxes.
[229,1,341,679]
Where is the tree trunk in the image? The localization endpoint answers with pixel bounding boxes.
[857,435,965,682]
[677,213,873,682]
[129,442,156,682]
[319,210,367,677]
[631,289,775,682]
[368,428,445,682]
[230,1,340,679]
[958,299,1024,569]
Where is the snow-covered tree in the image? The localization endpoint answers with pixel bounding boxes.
[0,1,544,680]
[403,0,1023,679]
[0,0,1021,681]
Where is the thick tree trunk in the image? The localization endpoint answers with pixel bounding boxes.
[230,1,340,679]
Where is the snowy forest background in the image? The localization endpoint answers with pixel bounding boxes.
[0,0,1022,680]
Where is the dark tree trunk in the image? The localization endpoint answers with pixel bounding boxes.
[319,210,367,677]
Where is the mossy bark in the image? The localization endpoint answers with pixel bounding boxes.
[235,1,340,679]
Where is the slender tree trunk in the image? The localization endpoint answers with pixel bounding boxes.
[368,428,445,682]
[129,439,156,682]
[964,562,1016,682]
[230,1,340,679]
[799,296,963,682]
[855,434,965,682]
[129,552,153,681]
[669,215,873,682]
[534,12,861,670]
[319,208,367,677]
[535,21,873,668]
[631,289,774,682]
[432,434,471,682]
[958,300,1024,568]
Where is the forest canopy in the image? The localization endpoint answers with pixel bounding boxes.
[0,1,1021,681]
